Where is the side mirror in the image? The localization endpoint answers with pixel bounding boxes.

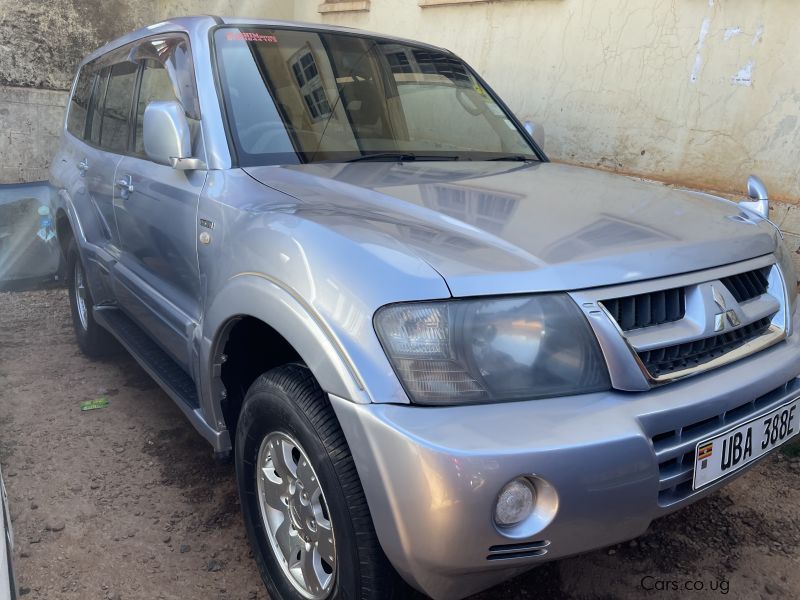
[739,174,769,219]
[524,119,545,151]
[143,101,205,170]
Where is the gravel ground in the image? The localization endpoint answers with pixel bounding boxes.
[1,288,800,600]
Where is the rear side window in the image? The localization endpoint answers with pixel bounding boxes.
[133,59,179,155]
[87,67,109,145]
[99,61,137,153]
[67,66,93,138]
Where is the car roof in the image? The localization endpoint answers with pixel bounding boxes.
[80,15,448,66]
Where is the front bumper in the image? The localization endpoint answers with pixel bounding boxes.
[330,304,800,600]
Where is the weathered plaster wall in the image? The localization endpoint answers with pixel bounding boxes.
[160,1,293,21]
[767,204,800,280]
[0,0,155,90]
[0,87,67,184]
[293,0,800,205]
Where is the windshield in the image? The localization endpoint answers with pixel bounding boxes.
[213,26,539,165]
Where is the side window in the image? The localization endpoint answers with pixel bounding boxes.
[66,66,93,138]
[87,67,110,146]
[99,61,137,153]
[129,35,202,161]
[133,59,179,155]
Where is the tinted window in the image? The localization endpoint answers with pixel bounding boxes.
[67,66,93,138]
[129,36,200,119]
[133,59,179,155]
[214,41,294,160]
[213,27,536,165]
[87,67,110,146]
[99,61,137,153]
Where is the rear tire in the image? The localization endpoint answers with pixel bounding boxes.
[66,238,117,358]
[235,364,404,600]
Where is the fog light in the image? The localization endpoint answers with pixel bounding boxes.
[494,477,536,527]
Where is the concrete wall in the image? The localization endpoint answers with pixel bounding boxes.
[0,87,66,184]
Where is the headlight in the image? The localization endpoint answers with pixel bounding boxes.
[374,294,610,405]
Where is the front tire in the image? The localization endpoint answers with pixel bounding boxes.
[66,238,116,358]
[235,364,402,600]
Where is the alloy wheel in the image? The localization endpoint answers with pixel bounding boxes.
[74,259,89,331]
[256,431,336,599]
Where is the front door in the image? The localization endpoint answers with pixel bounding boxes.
[113,158,205,369]
[112,42,206,370]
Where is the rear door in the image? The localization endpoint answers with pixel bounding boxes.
[85,62,132,254]
[57,59,123,304]
[112,35,206,370]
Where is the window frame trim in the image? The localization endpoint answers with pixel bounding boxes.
[66,65,94,140]
[64,31,202,164]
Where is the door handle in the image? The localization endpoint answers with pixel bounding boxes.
[77,159,89,176]
[116,175,134,195]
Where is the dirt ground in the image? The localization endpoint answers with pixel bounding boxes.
[1,288,800,600]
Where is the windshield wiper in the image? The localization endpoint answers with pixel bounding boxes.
[485,155,536,162]
[343,153,460,163]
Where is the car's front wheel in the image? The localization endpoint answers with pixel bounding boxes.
[235,364,402,600]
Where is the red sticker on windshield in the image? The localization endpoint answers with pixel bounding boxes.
[226,31,278,43]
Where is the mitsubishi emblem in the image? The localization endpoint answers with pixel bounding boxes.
[712,285,741,332]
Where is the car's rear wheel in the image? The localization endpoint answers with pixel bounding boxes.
[235,364,403,600]
[66,238,116,358]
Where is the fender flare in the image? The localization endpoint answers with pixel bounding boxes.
[199,272,373,433]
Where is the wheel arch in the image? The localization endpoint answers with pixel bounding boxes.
[201,273,373,446]
[55,206,78,260]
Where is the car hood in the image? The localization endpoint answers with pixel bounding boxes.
[243,161,778,296]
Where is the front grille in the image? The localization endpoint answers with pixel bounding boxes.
[638,316,773,377]
[721,266,770,303]
[652,383,794,506]
[486,540,549,561]
[602,287,685,331]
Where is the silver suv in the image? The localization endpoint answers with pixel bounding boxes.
[50,16,800,600]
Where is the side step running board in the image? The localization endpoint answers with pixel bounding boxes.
[95,306,199,408]
[93,307,230,453]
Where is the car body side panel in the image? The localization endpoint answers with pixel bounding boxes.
[51,133,121,305]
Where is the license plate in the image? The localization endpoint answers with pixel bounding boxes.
[693,398,800,490]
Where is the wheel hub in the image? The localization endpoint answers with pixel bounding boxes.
[288,496,306,533]
[74,260,89,331]
[256,432,336,599]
